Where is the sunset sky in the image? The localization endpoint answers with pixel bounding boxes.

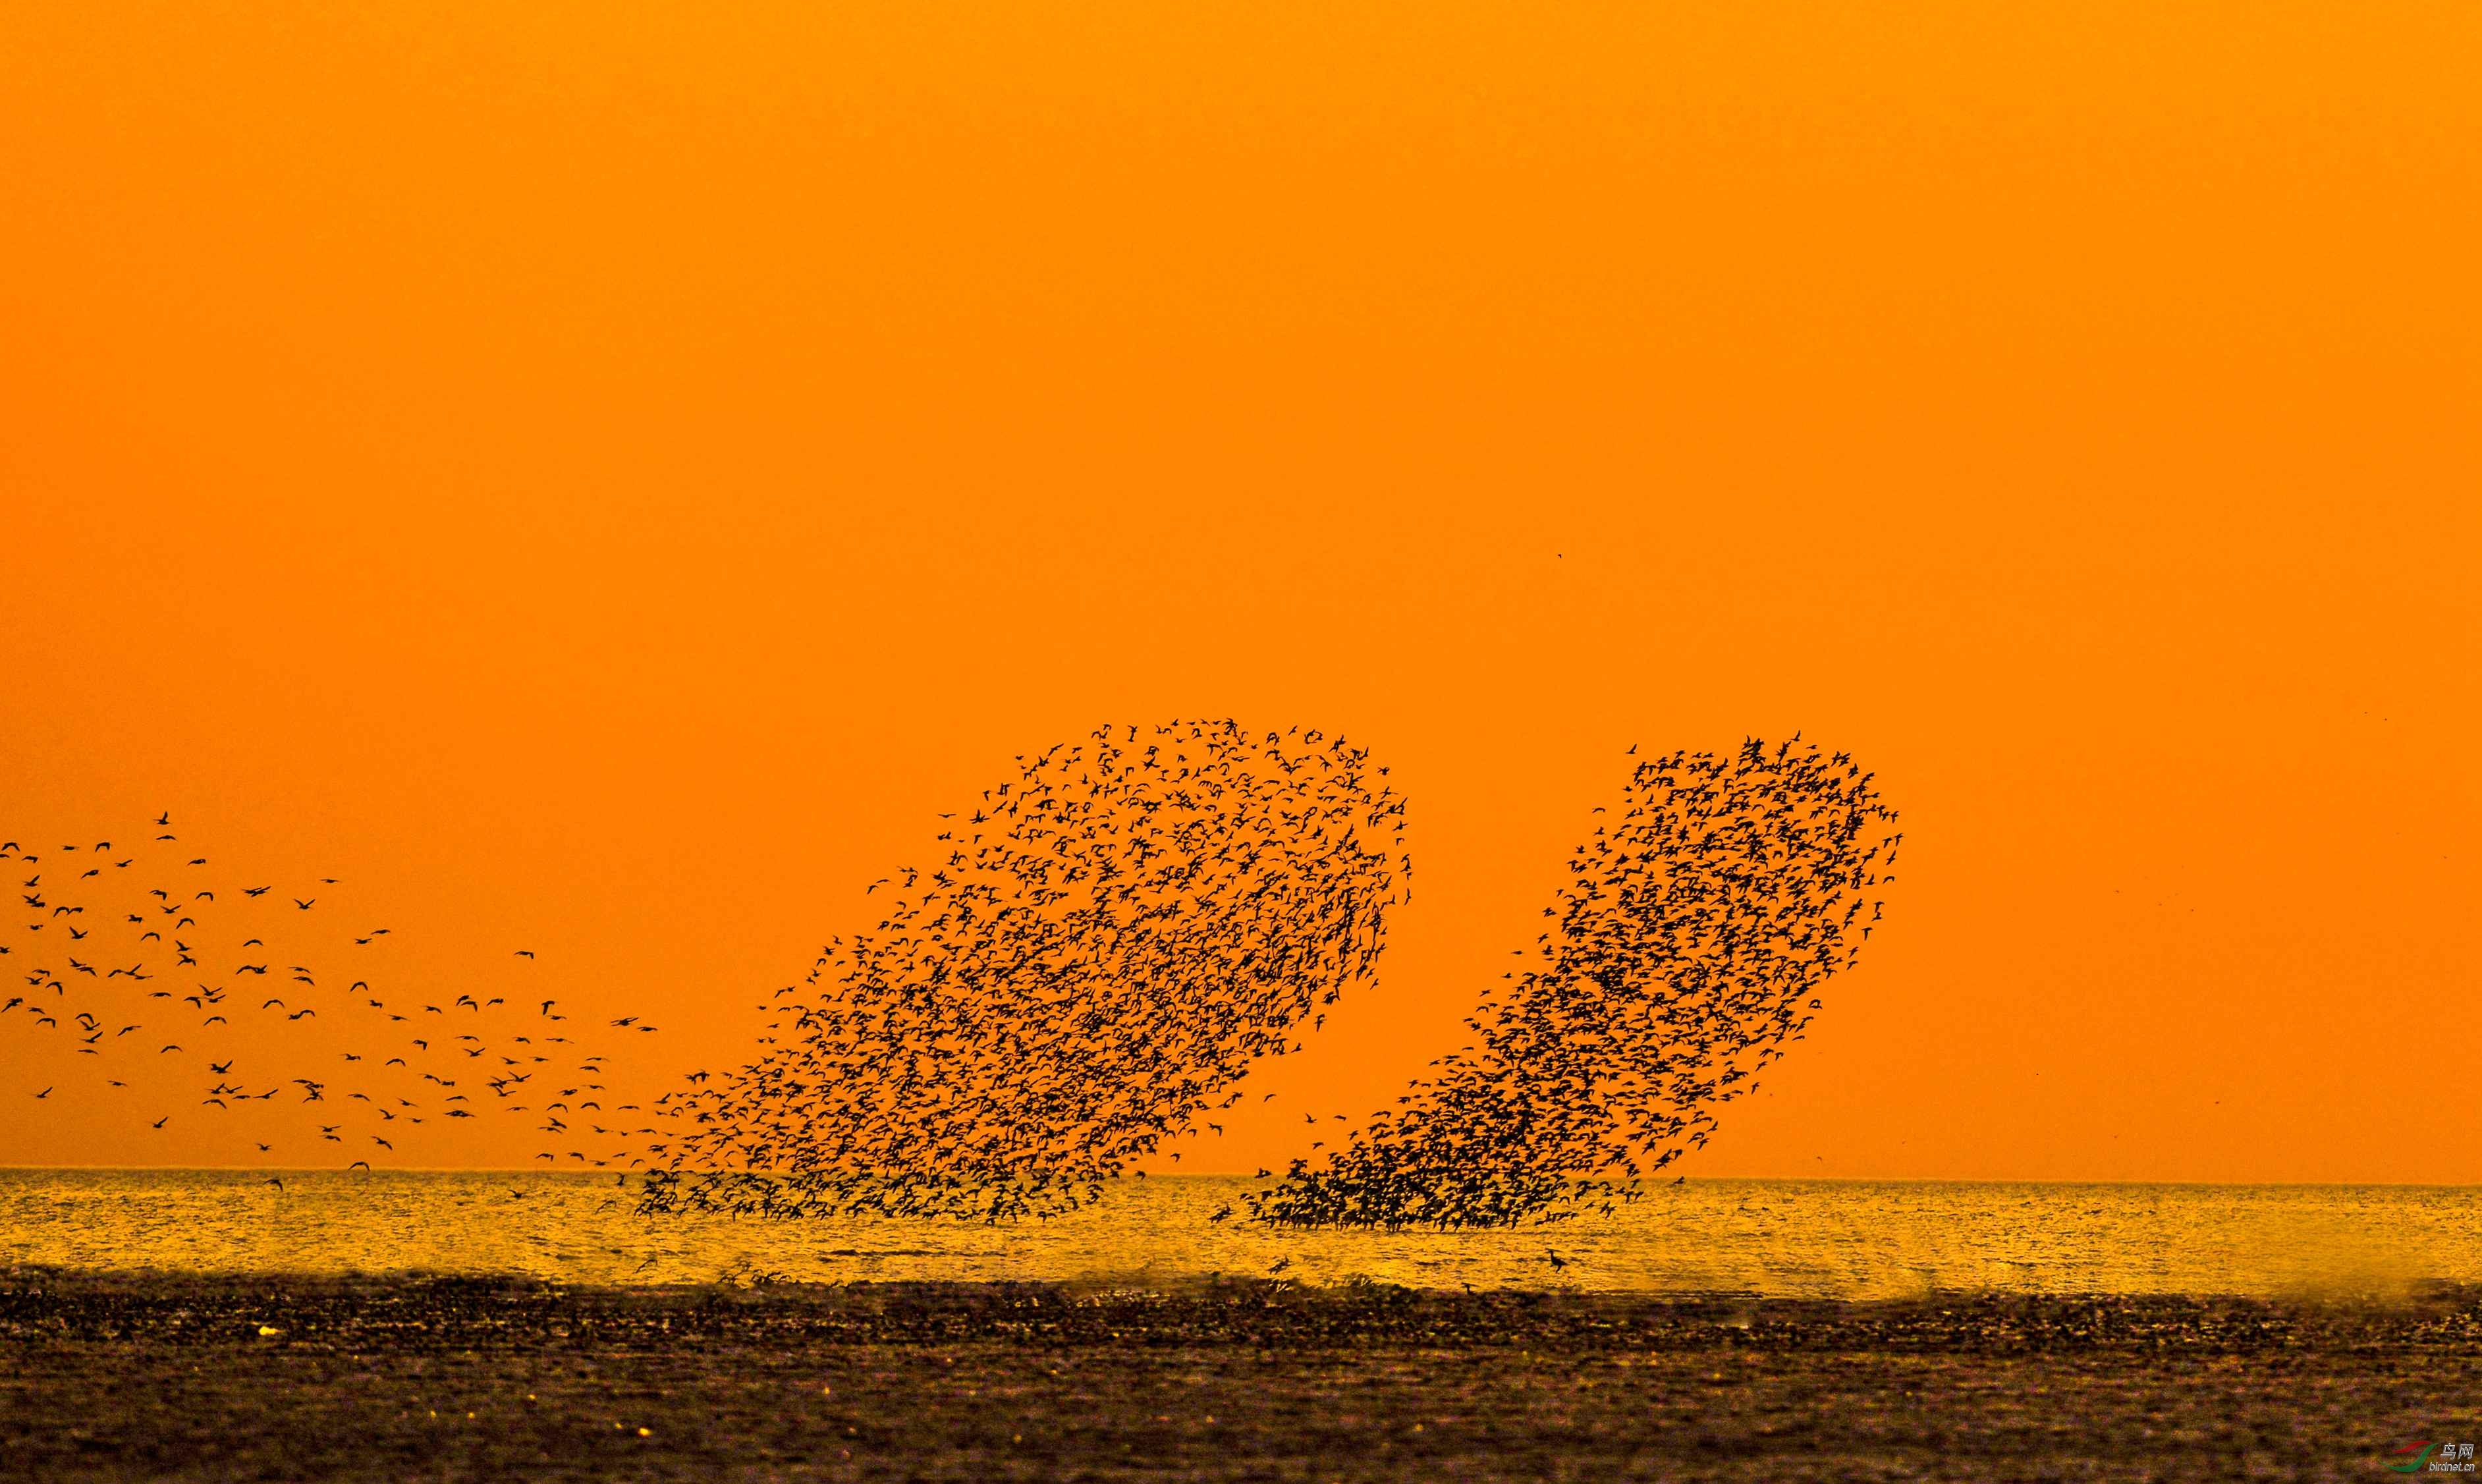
[3,1,2473,1180]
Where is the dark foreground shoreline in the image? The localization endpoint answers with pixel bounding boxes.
[4,1271,2475,1481]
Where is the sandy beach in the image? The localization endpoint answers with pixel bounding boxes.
[5,1270,2474,1481]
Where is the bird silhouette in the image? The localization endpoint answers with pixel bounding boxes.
[1,811,664,1172]
[632,721,1411,1224]
[1249,736,1897,1228]
[7,738,1887,1210]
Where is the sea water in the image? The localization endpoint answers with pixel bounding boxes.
[5,1171,2474,1299]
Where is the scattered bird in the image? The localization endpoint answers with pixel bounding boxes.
[0,813,663,1174]
[6,737,1890,1226]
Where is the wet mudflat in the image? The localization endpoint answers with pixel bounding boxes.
[3,1271,2473,1481]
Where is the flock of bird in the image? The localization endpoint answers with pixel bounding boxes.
[9,726,1895,1230]
[632,725,1893,1230]
[632,721,1413,1221]
[1247,736,1899,1228]
[3,818,657,1170]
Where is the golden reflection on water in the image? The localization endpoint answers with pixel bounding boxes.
[2,1172,2473,1300]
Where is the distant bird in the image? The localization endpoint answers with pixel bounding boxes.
[4,731,1885,1231]
[631,721,1410,1224]
[1250,736,1896,1230]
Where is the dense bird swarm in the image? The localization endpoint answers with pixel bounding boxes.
[7,727,1894,1231]
[633,721,1413,1221]
[1248,736,1899,1228]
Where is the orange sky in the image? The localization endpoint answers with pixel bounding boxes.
[2,0,2474,1180]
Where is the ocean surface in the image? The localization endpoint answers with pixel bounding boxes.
[2,1171,2473,1299]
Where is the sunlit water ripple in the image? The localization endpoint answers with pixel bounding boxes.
[4,1171,2474,1299]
